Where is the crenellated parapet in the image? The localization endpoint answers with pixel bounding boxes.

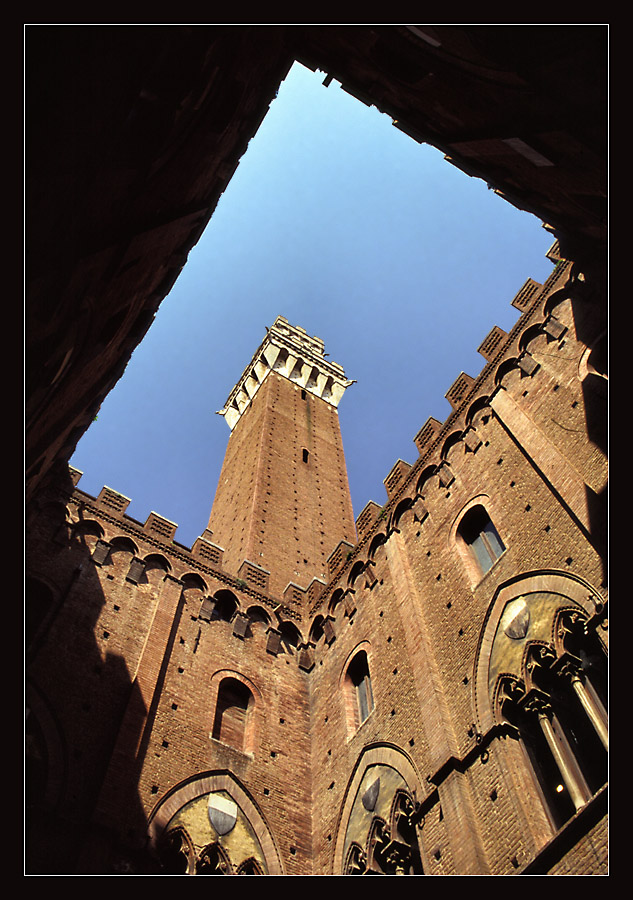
[216,315,355,430]
[306,247,594,629]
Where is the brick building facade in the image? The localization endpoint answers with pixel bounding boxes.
[26,241,607,874]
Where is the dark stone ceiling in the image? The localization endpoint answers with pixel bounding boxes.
[25,25,607,508]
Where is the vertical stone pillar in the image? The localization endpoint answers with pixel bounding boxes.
[522,692,590,812]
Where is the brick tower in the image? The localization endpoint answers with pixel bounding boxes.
[206,316,357,599]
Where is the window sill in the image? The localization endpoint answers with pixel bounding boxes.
[517,784,607,874]
[471,548,508,591]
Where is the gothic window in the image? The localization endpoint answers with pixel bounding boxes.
[347,651,374,727]
[197,842,232,874]
[494,606,607,831]
[341,775,424,875]
[212,677,254,753]
[457,505,505,576]
[236,857,264,874]
[158,828,196,875]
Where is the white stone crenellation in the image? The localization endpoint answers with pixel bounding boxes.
[217,316,355,430]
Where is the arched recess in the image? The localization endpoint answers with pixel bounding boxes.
[518,322,546,353]
[211,589,239,622]
[367,532,387,561]
[392,496,415,531]
[440,430,465,462]
[210,670,261,756]
[246,605,271,634]
[309,614,325,645]
[181,573,207,613]
[329,587,346,615]
[148,771,283,875]
[415,464,437,498]
[474,571,607,836]
[278,620,302,654]
[333,744,426,875]
[543,285,570,319]
[494,357,521,388]
[181,572,207,593]
[347,559,366,590]
[465,394,493,428]
[70,518,104,550]
[109,535,138,556]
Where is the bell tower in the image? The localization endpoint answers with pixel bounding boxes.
[207,316,357,599]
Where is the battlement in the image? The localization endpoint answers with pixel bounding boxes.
[217,316,355,430]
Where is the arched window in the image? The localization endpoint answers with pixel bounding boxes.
[457,505,505,576]
[489,595,607,833]
[212,677,254,753]
[347,651,374,727]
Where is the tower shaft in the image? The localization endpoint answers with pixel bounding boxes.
[207,317,356,599]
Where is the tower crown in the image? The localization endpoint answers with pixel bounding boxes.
[217,315,354,430]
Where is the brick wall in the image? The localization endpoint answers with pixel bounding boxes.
[26,253,607,874]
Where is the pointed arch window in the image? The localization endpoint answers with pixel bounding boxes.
[493,607,607,831]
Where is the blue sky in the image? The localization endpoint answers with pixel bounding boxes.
[70,61,555,549]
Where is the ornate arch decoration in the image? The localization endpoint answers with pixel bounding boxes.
[236,856,264,875]
[474,570,606,734]
[148,770,283,875]
[333,743,426,875]
[365,815,390,873]
[476,572,608,835]
[343,841,366,875]
[197,840,232,874]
